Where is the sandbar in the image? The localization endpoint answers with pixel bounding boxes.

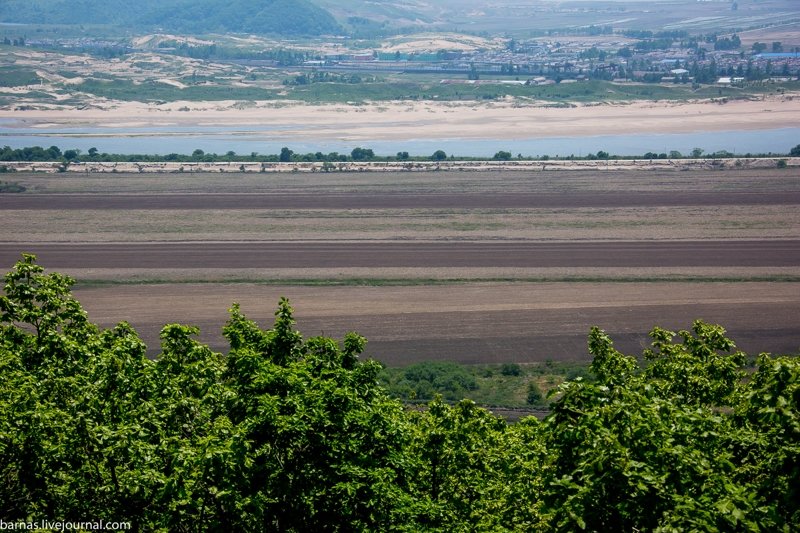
[3,94,800,142]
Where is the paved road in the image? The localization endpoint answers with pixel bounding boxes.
[2,240,799,269]
[3,191,800,210]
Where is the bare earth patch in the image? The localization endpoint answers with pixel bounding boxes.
[72,282,800,364]
[2,169,798,364]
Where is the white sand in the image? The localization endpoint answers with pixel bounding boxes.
[4,95,799,142]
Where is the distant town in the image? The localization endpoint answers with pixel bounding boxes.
[16,29,800,88]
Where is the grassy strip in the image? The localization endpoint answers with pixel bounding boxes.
[72,77,800,104]
[77,78,278,102]
[379,360,591,409]
[74,274,800,288]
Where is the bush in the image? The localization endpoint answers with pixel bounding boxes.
[402,361,477,400]
[500,363,522,376]
[526,382,543,405]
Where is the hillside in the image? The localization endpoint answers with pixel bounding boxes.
[0,0,342,36]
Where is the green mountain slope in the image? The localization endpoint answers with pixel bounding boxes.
[0,0,342,36]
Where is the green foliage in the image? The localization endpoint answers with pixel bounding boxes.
[0,67,40,87]
[0,256,797,531]
[526,382,543,406]
[643,321,746,406]
[278,147,294,162]
[500,362,522,376]
[350,146,375,161]
[76,78,278,102]
[381,360,585,408]
[397,361,478,401]
[0,255,414,530]
[540,320,796,531]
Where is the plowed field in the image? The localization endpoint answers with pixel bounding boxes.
[2,169,799,362]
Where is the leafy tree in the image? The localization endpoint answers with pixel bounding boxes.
[222,300,417,530]
[408,398,518,530]
[1,256,798,531]
[0,256,417,530]
[790,144,800,157]
[714,34,741,51]
[538,322,797,531]
[279,146,294,162]
[493,150,512,161]
[350,146,374,161]
[431,150,447,161]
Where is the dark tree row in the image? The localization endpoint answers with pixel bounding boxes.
[3,145,800,166]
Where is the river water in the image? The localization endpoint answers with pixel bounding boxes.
[1,121,798,158]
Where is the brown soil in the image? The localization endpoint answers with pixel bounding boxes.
[71,282,800,364]
[3,191,800,210]
[3,169,798,364]
[3,241,799,270]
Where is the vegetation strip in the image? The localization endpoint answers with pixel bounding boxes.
[1,255,797,530]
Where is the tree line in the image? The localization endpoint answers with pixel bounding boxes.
[0,255,797,530]
[3,144,800,167]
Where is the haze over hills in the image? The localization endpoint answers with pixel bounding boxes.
[0,0,342,36]
[3,0,799,36]
[319,0,800,35]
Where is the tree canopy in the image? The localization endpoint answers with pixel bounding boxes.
[0,255,797,530]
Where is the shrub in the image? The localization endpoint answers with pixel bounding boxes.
[526,382,543,405]
[501,363,522,376]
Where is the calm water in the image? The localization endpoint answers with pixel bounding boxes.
[1,121,798,158]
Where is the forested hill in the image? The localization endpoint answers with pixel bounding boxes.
[0,0,342,36]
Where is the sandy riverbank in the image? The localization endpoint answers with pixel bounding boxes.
[3,95,800,141]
